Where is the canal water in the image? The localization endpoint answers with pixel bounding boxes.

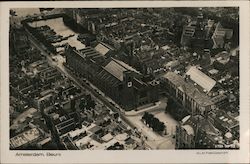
[28,17,86,52]
[12,8,41,17]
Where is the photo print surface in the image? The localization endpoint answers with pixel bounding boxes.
[9,7,240,150]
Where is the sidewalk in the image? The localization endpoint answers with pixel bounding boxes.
[125,101,166,116]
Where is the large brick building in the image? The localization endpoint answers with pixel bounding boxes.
[162,71,215,116]
[65,45,159,111]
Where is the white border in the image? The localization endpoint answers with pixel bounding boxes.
[1,1,249,163]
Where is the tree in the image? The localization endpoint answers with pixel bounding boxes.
[142,112,150,122]
[158,122,166,132]
[142,112,166,133]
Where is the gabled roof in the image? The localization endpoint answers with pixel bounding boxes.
[183,25,196,37]
[182,125,194,135]
[112,58,141,75]
[104,60,127,81]
[95,43,110,56]
[80,47,100,59]
[163,72,213,106]
[214,22,233,40]
[97,69,121,87]
[200,119,221,136]
[186,66,216,92]
[181,115,191,124]
[104,58,140,81]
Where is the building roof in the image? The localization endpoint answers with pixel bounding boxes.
[212,22,233,48]
[104,58,140,81]
[10,108,38,129]
[163,72,213,106]
[208,69,219,75]
[115,133,128,141]
[68,128,86,139]
[113,58,141,74]
[37,136,52,146]
[101,133,113,142]
[75,136,91,148]
[213,109,239,129]
[214,30,226,37]
[10,128,40,149]
[182,125,194,135]
[182,115,222,143]
[211,94,227,104]
[95,43,110,56]
[225,132,233,139]
[183,26,196,37]
[181,115,191,124]
[133,78,147,90]
[80,47,100,58]
[186,66,216,92]
[215,22,233,40]
[97,69,121,86]
[88,125,102,134]
[104,60,127,81]
[125,137,135,145]
[199,119,220,136]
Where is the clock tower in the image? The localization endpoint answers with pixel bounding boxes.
[122,70,136,110]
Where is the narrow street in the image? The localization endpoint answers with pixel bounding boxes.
[25,26,178,149]
[25,27,138,134]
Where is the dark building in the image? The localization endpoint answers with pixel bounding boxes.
[208,109,239,140]
[180,8,213,51]
[176,112,239,149]
[176,115,224,149]
[65,45,159,111]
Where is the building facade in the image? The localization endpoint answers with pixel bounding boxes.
[65,45,159,111]
[162,71,215,116]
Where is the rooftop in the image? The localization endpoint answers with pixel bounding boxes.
[104,58,140,81]
[183,25,196,37]
[213,110,239,129]
[163,71,213,106]
[104,60,127,81]
[94,43,111,56]
[186,66,216,92]
[182,124,194,135]
[10,128,40,149]
[68,128,86,139]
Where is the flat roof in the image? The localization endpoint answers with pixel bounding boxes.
[68,128,86,139]
[10,128,40,149]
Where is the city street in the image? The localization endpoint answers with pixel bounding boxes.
[6,6,243,156]
[25,27,141,135]
[26,28,179,149]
